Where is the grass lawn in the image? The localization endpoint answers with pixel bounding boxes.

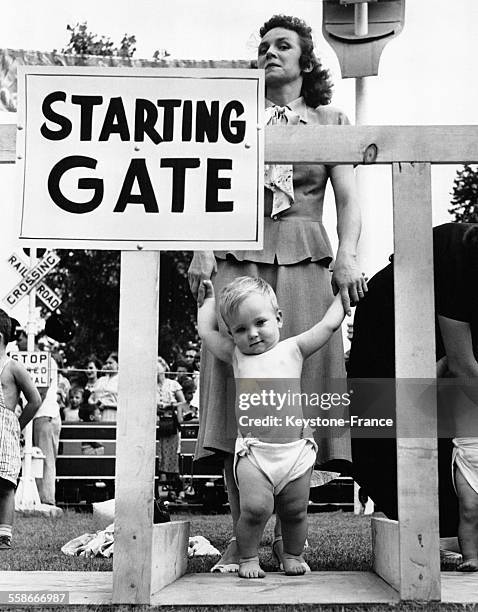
[0,509,373,572]
[0,509,470,612]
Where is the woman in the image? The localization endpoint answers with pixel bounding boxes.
[188,14,366,571]
[156,356,186,499]
[84,357,101,397]
[89,352,119,421]
[350,223,478,568]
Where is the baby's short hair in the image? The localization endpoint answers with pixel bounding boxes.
[219,276,278,324]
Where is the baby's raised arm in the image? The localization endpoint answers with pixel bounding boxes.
[197,280,234,364]
[296,294,346,359]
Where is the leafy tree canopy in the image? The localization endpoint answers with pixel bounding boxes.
[449,164,478,223]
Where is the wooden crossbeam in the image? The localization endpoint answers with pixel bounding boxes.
[2,124,478,165]
[265,125,478,164]
[264,125,478,164]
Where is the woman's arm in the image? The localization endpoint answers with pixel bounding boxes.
[188,251,217,306]
[329,164,367,316]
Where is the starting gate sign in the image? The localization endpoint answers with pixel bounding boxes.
[16,66,264,251]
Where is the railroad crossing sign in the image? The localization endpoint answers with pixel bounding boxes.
[3,250,61,310]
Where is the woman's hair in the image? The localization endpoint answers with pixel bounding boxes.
[157,355,170,373]
[259,14,333,108]
[107,351,119,363]
[85,355,102,370]
[181,377,196,394]
[172,358,193,374]
[219,276,279,325]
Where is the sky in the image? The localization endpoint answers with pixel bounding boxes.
[1,0,477,321]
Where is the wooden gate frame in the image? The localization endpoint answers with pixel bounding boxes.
[0,121,477,603]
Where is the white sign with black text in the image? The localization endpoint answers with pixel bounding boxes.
[16,66,264,250]
[6,252,62,311]
[3,250,60,308]
[11,351,51,388]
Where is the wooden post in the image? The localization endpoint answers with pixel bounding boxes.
[112,251,189,604]
[392,162,440,601]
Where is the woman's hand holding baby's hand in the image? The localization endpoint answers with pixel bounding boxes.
[332,253,368,316]
[200,280,215,302]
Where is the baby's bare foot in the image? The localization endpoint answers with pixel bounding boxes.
[239,556,265,579]
[457,558,478,572]
[282,553,309,576]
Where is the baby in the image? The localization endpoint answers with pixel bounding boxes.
[198,276,345,578]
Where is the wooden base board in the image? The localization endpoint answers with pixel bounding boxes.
[441,572,478,603]
[0,570,476,605]
[154,572,399,605]
[0,571,112,605]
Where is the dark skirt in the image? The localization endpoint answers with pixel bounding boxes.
[157,433,179,474]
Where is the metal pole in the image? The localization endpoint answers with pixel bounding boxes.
[27,249,36,351]
[23,248,37,483]
[354,2,374,276]
[15,248,42,511]
[353,2,375,515]
[354,2,368,36]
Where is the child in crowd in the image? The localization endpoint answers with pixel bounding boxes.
[179,377,198,422]
[63,386,84,422]
[78,402,104,455]
[0,310,42,549]
[79,402,101,423]
[198,277,346,578]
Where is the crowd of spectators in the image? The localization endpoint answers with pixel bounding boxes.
[9,315,201,509]
[56,343,200,425]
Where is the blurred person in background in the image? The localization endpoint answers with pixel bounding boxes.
[84,356,102,404]
[156,356,185,500]
[63,386,84,422]
[89,352,119,421]
[23,335,62,506]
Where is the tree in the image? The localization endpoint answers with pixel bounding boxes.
[449,164,478,223]
[44,24,197,367]
[62,22,136,57]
